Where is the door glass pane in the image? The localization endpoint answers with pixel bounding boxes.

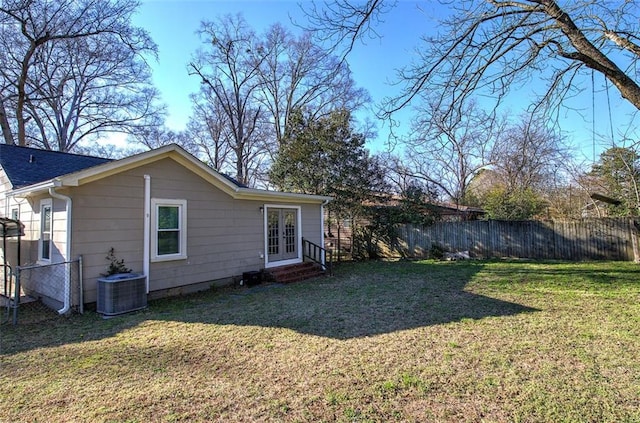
[268,211,279,255]
[284,211,296,253]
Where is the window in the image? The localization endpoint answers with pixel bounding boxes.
[11,208,18,221]
[151,199,187,261]
[39,199,52,262]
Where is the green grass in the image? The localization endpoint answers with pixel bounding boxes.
[1,260,639,422]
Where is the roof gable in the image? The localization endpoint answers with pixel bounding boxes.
[6,143,331,204]
[0,144,111,189]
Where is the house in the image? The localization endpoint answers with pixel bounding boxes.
[425,202,486,222]
[0,144,331,313]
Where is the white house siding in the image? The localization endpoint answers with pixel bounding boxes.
[0,169,49,265]
[0,169,18,265]
[0,168,12,216]
[0,191,68,305]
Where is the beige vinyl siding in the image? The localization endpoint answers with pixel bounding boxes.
[147,159,264,292]
[0,170,55,252]
[0,170,31,243]
[6,193,69,304]
[11,199,38,265]
[300,203,323,246]
[71,158,324,303]
[7,193,68,266]
[1,149,327,307]
[70,168,145,303]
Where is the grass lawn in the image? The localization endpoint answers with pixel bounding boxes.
[1,259,639,422]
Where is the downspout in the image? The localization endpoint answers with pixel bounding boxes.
[321,199,330,266]
[48,186,72,315]
[143,175,151,293]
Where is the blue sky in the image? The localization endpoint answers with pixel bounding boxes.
[132,0,638,162]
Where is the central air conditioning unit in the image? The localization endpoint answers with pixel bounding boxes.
[97,273,147,316]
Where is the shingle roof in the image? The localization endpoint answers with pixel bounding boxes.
[219,172,247,188]
[0,144,112,189]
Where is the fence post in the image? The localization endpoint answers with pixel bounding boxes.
[13,266,20,325]
[629,219,640,262]
[78,255,84,314]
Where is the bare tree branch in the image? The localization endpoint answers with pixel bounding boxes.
[305,0,640,123]
[189,14,369,186]
[300,0,392,58]
[0,0,160,150]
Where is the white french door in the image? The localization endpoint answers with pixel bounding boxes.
[266,206,300,265]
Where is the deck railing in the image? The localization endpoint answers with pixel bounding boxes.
[302,238,333,276]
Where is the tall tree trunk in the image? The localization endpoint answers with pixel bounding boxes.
[0,98,15,145]
[16,40,39,146]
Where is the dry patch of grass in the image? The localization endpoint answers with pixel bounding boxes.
[1,260,639,422]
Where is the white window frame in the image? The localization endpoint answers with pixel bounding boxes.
[150,198,187,262]
[38,199,53,263]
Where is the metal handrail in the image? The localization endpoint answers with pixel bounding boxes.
[302,238,333,276]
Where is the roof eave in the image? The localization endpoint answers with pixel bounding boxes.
[5,144,333,205]
[233,188,332,203]
[58,144,180,186]
[8,179,59,197]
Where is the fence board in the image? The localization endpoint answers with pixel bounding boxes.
[394,218,638,261]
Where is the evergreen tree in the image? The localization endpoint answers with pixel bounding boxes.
[270,107,386,219]
[589,147,640,216]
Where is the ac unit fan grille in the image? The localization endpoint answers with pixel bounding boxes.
[97,274,147,316]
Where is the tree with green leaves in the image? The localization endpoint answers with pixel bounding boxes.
[270,107,387,218]
[587,146,640,216]
[270,107,388,259]
[482,187,547,220]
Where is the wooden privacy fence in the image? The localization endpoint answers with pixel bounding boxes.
[394,218,639,261]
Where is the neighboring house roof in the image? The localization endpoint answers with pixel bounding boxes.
[5,143,331,204]
[365,193,485,216]
[429,202,486,216]
[590,192,622,206]
[0,144,111,189]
